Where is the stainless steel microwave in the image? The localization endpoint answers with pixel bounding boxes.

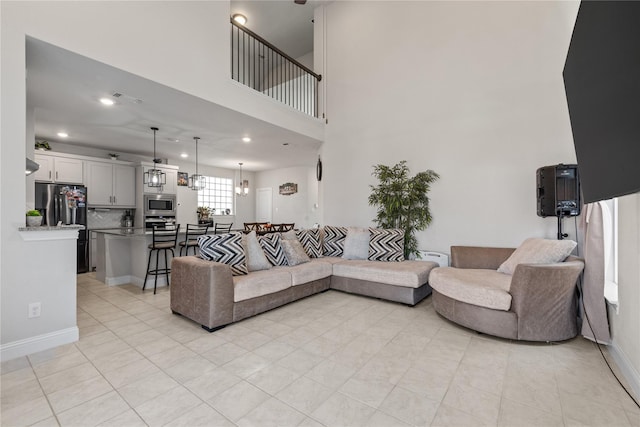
[144,194,176,216]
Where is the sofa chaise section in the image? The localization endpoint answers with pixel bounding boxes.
[331,259,435,305]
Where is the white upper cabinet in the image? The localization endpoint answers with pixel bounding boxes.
[34,153,83,184]
[85,161,136,207]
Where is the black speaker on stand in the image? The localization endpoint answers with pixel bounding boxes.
[536,164,581,240]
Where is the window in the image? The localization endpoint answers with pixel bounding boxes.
[198,176,234,215]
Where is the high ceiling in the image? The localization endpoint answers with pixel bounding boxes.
[26,1,320,172]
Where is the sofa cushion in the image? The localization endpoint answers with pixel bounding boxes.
[232,269,292,302]
[323,226,347,257]
[258,233,288,266]
[242,231,272,272]
[342,227,371,260]
[429,267,513,311]
[277,259,333,286]
[281,239,311,266]
[332,259,436,288]
[497,238,577,275]
[368,228,404,262]
[198,233,248,276]
[296,228,323,258]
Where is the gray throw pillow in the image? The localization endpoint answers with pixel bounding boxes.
[497,238,577,275]
[280,239,310,266]
[242,231,272,272]
[342,227,371,260]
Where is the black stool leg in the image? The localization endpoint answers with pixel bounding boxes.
[164,248,170,288]
[143,249,153,291]
[154,248,160,294]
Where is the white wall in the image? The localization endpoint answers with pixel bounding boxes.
[255,166,319,229]
[609,193,640,397]
[321,1,580,253]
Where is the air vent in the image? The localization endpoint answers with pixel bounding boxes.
[111,91,143,104]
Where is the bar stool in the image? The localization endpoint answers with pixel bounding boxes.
[144,224,180,294]
[179,223,209,256]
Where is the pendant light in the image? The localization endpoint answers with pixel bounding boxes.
[188,136,206,190]
[143,127,166,188]
[235,162,249,196]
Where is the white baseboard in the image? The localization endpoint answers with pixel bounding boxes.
[105,275,136,286]
[0,327,79,362]
[609,341,640,401]
[127,276,168,289]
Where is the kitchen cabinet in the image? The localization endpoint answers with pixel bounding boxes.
[34,153,84,184]
[85,161,136,207]
[142,165,177,195]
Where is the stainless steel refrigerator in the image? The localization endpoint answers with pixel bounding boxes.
[35,183,89,273]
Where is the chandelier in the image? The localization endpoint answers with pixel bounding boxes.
[188,136,206,190]
[235,162,249,196]
[143,127,166,188]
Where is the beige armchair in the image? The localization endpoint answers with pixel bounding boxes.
[429,246,585,342]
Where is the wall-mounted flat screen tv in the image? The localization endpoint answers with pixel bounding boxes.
[563,1,640,204]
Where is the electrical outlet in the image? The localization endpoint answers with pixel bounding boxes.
[28,302,41,318]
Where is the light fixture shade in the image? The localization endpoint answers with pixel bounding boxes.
[188,136,206,191]
[236,163,249,196]
[189,174,206,190]
[144,168,166,187]
[144,127,166,189]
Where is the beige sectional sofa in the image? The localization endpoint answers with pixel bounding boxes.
[171,254,437,332]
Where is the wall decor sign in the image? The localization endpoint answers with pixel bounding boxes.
[279,182,298,195]
[177,172,188,186]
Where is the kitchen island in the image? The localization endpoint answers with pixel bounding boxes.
[93,228,182,289]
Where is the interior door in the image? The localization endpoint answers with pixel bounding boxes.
[256,187,272,223]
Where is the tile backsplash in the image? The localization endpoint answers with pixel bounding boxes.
[87,208,133,229]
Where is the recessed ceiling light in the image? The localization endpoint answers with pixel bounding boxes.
[57,132,68,138]
[242,137,251,143]
[232,14,247,25]
[99,98,115,106]
[180,153,188,158]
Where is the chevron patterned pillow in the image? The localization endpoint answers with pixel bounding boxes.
[368,228,404,262]
[258,233,288,266]
[296,228,323,258]
[323,226,347,257]
[197,233,248,275]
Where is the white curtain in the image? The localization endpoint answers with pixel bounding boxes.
[580,202,612,344]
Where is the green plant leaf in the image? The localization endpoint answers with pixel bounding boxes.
[369,161,439,259]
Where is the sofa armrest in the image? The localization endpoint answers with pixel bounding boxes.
[450,246,515,270]
[170,256,234,330]
[509,260,585,341]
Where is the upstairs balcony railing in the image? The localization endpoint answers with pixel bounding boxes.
[231,19,322,118]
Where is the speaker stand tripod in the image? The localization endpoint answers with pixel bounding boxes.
[556,213,569,240]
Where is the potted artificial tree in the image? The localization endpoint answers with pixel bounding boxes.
[368,161,439,259]
[26,209,43,227]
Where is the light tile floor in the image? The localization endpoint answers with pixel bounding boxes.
[1,273,638,426]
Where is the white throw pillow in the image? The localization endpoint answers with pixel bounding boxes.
[342,227,371,260]
[497,238,577,275]
[242,231,272,272]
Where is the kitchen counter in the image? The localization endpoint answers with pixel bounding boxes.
[18,224,85,232]
[92,227,148,237]
[93,227,190,288]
